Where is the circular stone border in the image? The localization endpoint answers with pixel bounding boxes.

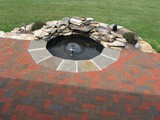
[28,40,121,72]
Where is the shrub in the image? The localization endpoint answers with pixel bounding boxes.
[32,21,46,31]
[123,32,138,45]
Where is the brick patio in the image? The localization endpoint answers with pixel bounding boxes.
[0,38,160,120]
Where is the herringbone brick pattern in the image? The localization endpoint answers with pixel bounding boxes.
[0,38,160,120]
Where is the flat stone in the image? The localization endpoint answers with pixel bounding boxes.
[100,41,109,48]
[38,56,63,70]
[101,48,121,60]
[97,26,109,34]
[33,29,49,38]
[57,60,77,72]
[116,38,127,43]
[83,18,94,25]
[28,40,47,51]
[86,18,94,21]
[62,28,71,33]
[99,22,108,28]
[139,40,155,53]
[90,21,99,27]
[46,21,58,28]
[107,41,125,47]
[60,17,70,26]
[26,24,33,31]
[107,34,115,39]
[135,42,140,48]
[111,32,123,38]
[11,35,22,40]
[70,18,83,26]
[100,36,108,42]
[72,16,86,21]
[0,31,5,36]
[92,54,115,69]
[69,24,95,32]
[1,32,17,38]
[29,49,52,63]
[43,27,57,34]
[63,32,72,36]
[11,28,21,33]
[90,34,100,42]
[78,60,100,72]
[19,34,36,40]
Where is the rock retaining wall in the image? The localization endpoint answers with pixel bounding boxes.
[0,17,155,53]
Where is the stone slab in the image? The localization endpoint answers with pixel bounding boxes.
[29,49,52,63]
[28,40,47,51]
[101,48,121,60]
[92,55,116,69]
[78,60,100,72]
[38,56,63,70]
[57,60,77,72]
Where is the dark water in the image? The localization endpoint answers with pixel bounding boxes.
[46,35,104,60]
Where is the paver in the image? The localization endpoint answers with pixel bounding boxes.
[0,38,160,120]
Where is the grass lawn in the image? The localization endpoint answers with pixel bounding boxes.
[0,0,160,52]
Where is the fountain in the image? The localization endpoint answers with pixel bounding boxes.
[46,34,104,60]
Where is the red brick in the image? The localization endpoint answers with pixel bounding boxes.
[126,104,132,113]
[60,116,74,120]
[16,105,36,117]
[113,94,119,103]
[18,90,29,96]
[106,75,117,80]
[101,110,117,117]
[81,114,89,120]
[64,97,77,102]
[83,104,96,109]
[122,95,136,101]
[154,116,160,120]
[10,114,18,120]
[1,103,11,113]
[138,105,150,111]
[44,99,52,109]
[95,96,107,101]
[34,113,53,120]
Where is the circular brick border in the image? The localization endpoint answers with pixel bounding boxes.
[28,40,121,72]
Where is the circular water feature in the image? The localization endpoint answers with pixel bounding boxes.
[46,34,104,60]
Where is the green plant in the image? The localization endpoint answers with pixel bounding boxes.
[32,21,46,31]
[123,32,137,45]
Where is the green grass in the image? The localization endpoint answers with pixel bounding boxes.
[0,0,160,52]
